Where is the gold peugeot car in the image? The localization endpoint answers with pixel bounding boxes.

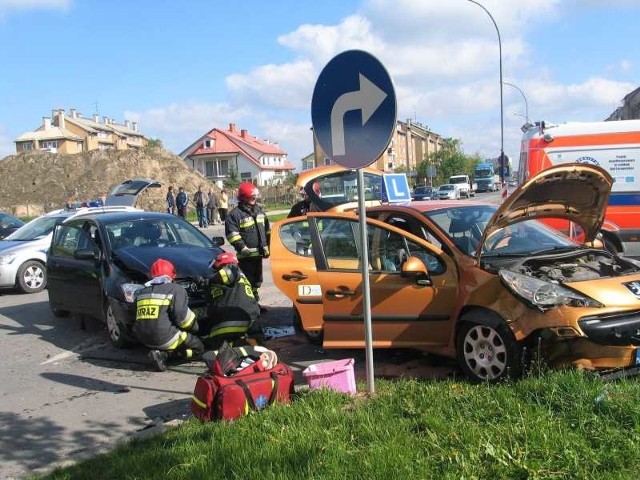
[271,163,640,382]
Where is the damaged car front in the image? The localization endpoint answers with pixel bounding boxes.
[477,163,640,375]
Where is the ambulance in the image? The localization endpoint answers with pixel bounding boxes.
[518,120,640,257]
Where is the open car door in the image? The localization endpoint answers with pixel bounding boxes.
[306,213,458,349]
[104,178,163,207]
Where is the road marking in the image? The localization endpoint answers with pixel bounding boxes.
[41,339,111,365]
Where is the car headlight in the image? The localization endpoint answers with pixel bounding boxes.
[499,270,602,310]
[121,283,144,303]
[0,253,16,265]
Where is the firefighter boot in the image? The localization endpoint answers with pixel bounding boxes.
[149,349,169,372]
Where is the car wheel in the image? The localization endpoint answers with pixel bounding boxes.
[50,304,70,318]
[16,260,46,293]
[292,307,324,345]
[456,312,522,383]
[104,300,134,348]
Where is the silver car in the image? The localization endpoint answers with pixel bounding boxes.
[0,178,160,293]
[0,209,76,293]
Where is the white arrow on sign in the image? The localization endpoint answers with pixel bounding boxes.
[330,73,387,156]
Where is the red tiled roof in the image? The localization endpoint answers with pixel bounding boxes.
[185,124,295,171]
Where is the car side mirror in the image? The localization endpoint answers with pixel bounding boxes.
[211,236,225,247]
[75,248,100,262]
[401,256,432,286]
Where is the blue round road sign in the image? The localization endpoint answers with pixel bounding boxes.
[311,50,397,170]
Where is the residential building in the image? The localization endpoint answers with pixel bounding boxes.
[179,123,295,187]
[14,108,148,154]
[310,119,445,177]
[606,85,640,121]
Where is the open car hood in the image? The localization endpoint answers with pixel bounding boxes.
[105,179,163,207]
[477,163,612,255]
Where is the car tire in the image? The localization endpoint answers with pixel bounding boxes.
[456,311,523,383]
[16,260,47,293]
[292,307,324,345]
[104,299,135,348]
[50,304,70,318]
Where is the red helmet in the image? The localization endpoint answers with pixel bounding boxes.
[150,258,176,279]
[238,182,259,201]
[210,251,239,269]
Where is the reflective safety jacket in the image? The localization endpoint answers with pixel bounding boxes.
[203,264,259,342]
[225,202,270,259]
[134,278,197,350]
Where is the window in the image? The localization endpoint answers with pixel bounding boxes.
[204,139,212,148]
[240,172,252,181]
[280,221,313,257]
[22,142,33,151]
[51,225,90,258]
[41,140,58,149]
[206,161,214,177]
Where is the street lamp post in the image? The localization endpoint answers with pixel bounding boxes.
[503,81,529,123]
[467,0,505,184]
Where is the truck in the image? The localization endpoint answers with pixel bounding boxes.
[474,160,501,192]
[448,174,476,197]
[519,119,640,257]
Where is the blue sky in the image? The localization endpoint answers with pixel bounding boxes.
[0,0,638,170]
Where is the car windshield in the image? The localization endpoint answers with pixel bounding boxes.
[103,217,214,250]
[5,214,66,241]
[440,185,453,191]
[415,187,431,193]
[424,205,577,256]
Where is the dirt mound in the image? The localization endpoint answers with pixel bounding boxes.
[0,148,216,216]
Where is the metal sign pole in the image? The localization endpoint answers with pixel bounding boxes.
[357,168,375,394]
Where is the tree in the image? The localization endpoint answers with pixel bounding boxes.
[224,165,241,190]
[429,138,481,185]
[146,138,163,149]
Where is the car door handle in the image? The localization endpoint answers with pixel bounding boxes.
[327,288,356,297]
[282,272,308,281]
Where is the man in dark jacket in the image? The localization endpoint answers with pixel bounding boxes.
[176,187,189,219]
[198,251,260,348]
[193,186,209,228]
[225,182,270,313]
[134,258,204,371]
[166,186,176,215]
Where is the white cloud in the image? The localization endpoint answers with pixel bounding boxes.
[0,0,70,18]
[124,0,636,170]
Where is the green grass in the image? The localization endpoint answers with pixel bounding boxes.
[38,370,640,480]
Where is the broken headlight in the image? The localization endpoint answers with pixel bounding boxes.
[499,270,602,310]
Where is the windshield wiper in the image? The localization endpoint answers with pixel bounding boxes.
[527,245,579,255]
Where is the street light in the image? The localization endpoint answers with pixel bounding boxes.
[467,0,505,183]
[503,81,529,123]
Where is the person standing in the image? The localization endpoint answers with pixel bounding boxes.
[218,189,229,222]
[176,187,188,219]
[134,258,204,371]
[166,186,176,215]
[225,182,270,313]
[193,186,209,228]
[206,188,219,225]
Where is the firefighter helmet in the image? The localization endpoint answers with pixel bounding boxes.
[210,251,239,269]
[150,258,176,279]
[238,182,259,201]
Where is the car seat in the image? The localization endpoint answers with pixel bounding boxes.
[448,217,474,254]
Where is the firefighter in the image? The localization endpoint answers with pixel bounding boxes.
[198,251,260,349]
[225,182,270,313]
[287,181,320,218]
[134,258,204,372]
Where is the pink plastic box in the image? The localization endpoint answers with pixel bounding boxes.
[302,358,356,395]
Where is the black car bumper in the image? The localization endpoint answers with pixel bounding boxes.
[579,311,640,346]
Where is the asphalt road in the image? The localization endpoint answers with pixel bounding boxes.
[0,196,507,478]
